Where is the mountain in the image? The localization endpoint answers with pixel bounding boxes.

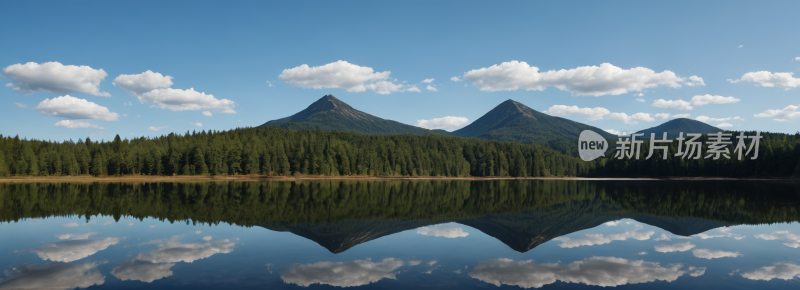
[452,100,615,155]
[261,220,434,253]
[635,118,722,139]
[259,95,442,135]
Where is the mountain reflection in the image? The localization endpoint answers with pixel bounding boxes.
[1,180,798,254]
[469,257,705,288]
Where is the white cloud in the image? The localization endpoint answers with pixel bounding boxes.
[202,236,212,241]
[604,129,631,136]
[279,60,414,94]
[136,235,235,263]
[688,266,707,277]
[123,101,132,106]
[0,261,105,290]
[450,76,462,82]
[202,111,212,117]
[122,114,128,117]
[33,95,119,121]
[148,126,167,131]
[194,231,201,234]
[428,260,438,266]
[54,233,98,240]
[607,112,656,125]
[409,260,422,266]
[416,226,469,238]
[113,70,173,95]
[685,75,706,86]
[138,88,236,113]
[416,116,469,130]
[546,105,654,125]
[754,104,800,120]
[692,249,741,259]
[636,98,645,102]
[469,257,695,288]
[462,61,692,96]
[655,113,690,120]
[62,221,95,227]
[636,252,647,255]
[730,71,800,88]
[14,102,27,108]
[739,45,743,48]
[406,85,421,93]
[2,61,111,97]
[605,221,620,226]
[190,122,202,127]
[654,233,672,241]
[111,260,175,283]
[655,113,671,120]
[4,83,12,87]
[636,93,644,97]
[546,105,610,121]
[25,237,122,262]
[690,94,740,106]
[422,78,435,83]
[654,242,695,253]
[718,123,733,128]
[795,57,800,61]
[281,258,404,287]
[54,120,105,130]
[426,85,438,92]
[554,230,654,248]
[266,80,274,87]
[695,116,744,123]
[754,231,800,248]
[741,263,800,281]
[652,99,693,110]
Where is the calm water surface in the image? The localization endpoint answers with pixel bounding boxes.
[0,180,799,289]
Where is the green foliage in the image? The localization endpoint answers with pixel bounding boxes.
[0,127,586,178]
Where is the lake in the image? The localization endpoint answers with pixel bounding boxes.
[1,180,799,289]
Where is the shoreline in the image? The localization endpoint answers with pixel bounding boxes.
[0,175,795,183]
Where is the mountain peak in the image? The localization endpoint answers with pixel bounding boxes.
[258,95,437,135]
[636,118,722,139]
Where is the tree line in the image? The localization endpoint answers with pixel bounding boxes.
[0,127,797,178]
[0,127,591,178]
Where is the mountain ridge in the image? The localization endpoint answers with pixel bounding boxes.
[259,95,441,135]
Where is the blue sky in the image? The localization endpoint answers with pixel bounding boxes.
[1,1,799,141]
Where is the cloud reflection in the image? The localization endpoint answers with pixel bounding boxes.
[111,260,175,283]
[741,263,800,281]
[25,237,122,262]
[281,258,404,287]
[55,232,98,240]
[469,257,694,288]
[136,235,235,263]
[0,261,105,290]
[754,231,800,248]
[691,249,741,259]
[553,230,654,248]
[654,242,695,253]
[416,226,469,238]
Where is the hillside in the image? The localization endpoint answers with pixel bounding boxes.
[259,95,440,135]
[452,100,616,155]
[635,118,722,139]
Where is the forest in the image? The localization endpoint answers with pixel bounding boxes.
[0,126,590,178]
[0,126,797,178]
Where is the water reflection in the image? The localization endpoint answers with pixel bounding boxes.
[22,238,122,262]
[281,258,405,287]
[468,257,702,288]
[0,180,799,289]
[111,260,175,283]
[0,261,105,290]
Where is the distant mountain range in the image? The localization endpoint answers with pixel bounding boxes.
[259,95,728,155]
[635,118,722,139]
[259,95,444,135]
